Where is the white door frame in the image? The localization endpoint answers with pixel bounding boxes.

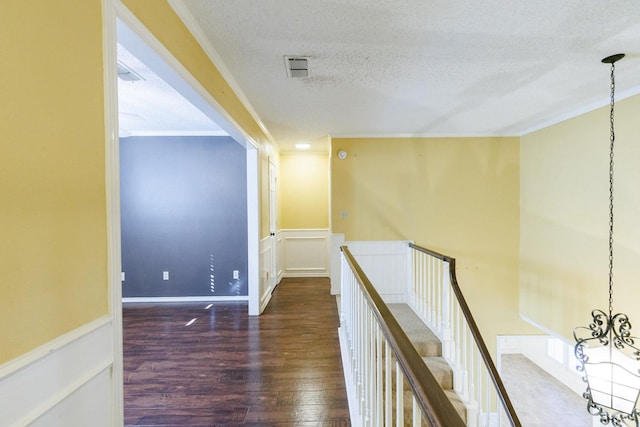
[103,0,262,422]
[268,159,278,290]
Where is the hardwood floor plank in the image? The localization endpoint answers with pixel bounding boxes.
[123,277,351,426]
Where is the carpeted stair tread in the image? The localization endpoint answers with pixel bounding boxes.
[387,356,453,391]
[388,303,441,357]
[401,389,467,425]
[424,356,453,390]
[444,389,467,422]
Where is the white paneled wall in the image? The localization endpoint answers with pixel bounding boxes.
[340,240,413,303]
[277,233,284,282]
[260,235,276,312]
[0,317,114,427]
[280,229,330,278]
[330,234,345,294]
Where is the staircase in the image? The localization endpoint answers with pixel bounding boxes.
[388,303,467,423]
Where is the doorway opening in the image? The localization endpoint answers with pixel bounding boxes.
[105,8,261,422]
[114,17,260,310]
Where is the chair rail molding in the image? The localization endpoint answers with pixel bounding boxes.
[0,317,113,427]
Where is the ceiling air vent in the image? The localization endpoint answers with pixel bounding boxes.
[284,56,309,78]
[117,60,144,82]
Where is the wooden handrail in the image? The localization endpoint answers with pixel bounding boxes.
[409,243,522,427]
[341,246,466,427]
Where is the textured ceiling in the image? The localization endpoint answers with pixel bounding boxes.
[169,0,640,152]
[117,43,225,136]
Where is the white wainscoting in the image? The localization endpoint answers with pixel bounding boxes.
[277,233,284,283]
[340,240,413,303]
[280,229,329,278]
[0,316,114,427]
[330,234,345,295]
[260,235,275,313]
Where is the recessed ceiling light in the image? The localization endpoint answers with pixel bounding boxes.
[295,143,311,150]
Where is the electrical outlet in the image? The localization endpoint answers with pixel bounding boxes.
[233,270,239,280]
[121,272,125,282]
[163,271,169,281]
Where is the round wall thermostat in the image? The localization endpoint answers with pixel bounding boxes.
[337,149,347,159]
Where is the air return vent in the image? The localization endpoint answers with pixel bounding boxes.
[117,60,144,82]
[284,56,309,78]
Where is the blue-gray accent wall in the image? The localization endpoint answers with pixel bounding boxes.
[120,135,248,297]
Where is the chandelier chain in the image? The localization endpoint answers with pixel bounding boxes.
[608,61,616,320]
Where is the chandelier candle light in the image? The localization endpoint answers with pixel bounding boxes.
[573,53,640,426]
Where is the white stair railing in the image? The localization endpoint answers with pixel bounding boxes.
[339,246,466,427]
[408,243,520,427]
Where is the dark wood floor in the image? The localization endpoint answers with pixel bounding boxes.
[123,277,351,426]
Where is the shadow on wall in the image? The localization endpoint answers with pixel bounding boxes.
[120,135,248,297]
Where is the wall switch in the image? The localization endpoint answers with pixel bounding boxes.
[121,272,125,282]
[233,270,239,280]
[163,271,169,281]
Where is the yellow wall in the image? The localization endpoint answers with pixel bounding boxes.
[0,2,107,363]
[0,0,278,364]
[279,153,330,229]
[520,94,640,341]
[332,137,541,354]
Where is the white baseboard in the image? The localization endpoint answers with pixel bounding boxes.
[122,296,248,303]
[0,316,114,427]
[260,290,273,313]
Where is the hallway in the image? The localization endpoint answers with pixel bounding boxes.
[123,277,350,426]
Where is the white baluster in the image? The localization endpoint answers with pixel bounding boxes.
[384,340,392,426]
[375,326,383,427]
[395,360,403,427]
[412,395,420,427]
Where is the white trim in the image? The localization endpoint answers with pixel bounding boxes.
[104,1,263,423]
[127,130,228,137]
[102,1,124,425]
[280,229,330,278]
[0,316,112,379]
[260,291,273,314]
[330,234,345,295]
[168,0,277,147]
[277,234,284,283]
[283,236,327,241]
[113,3,256,150]
[343,240,412,303]
[338,326,360,426]
[0,318,113,427]
[278,228,329,232]
[260,235,276,309]
[122,296,248,303]
[519,85,640,136]
[15,361,112,427]
[247,145,260,315]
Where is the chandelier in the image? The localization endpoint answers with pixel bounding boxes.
[573,53,640,426]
